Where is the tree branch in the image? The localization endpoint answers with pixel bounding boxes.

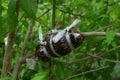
[37,9,51,19]
[57,7,83,17]
[81,32,120,37]
[87,53,120,63]
[66,45,120,67]
[20,20,34,55]
[64,66,109,80]
[1,0,20,77]
[1,31,16,77]
[12,20,34,79]
[52,0,56,28]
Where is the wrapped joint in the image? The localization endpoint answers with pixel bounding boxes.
[50,35,61,56]
[35,27,84,62]
[66,31,75,50]
[35,19,83,62]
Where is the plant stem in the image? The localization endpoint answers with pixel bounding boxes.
[52,0,56,28]
[37,9,51,19]
[66,45,120,67]
[12,20,34,79]
[1,31,16,77]
[87,53,120,63]
[81,32,120,37]
[64,66,109,80]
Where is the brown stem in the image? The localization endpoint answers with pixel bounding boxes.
[1,0,19,77]
[1,31,16,77]
[87,53,120,63]
[16,0,19,17]
[12,20,34,79]
[64,66,109,80]
[52,0,56,28]
[66,45,120,67]
[81,32,120,37]
[21,20,34,55]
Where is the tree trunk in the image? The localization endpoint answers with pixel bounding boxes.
[1,31,16,77]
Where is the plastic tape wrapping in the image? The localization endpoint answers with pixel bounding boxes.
[50,35,61,56]
[66,32,75,50]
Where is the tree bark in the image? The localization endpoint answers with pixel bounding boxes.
[1,31,16,77]
[81,32,120,37]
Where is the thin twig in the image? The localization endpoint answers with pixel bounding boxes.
[37,9,51,19]
[87,53,120,63]
[21,53,35,63]
[64,66,109,80]
[57,7,83,17]
[94,25,112,31]
[52,0,56,28]
[99,45,120,56]
[18,13,25,22]
[16,18,26,33]
[20,20,34,55]
[66,45,120,67]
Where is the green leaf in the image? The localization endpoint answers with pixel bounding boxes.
[106,30,116,45]
[20,0,37,19]
[110,3,120,21]
[7,0,18,30]
[0,76,11,80]
[0,16,7,42]
[52,61,65,80]
[31,71,48,80]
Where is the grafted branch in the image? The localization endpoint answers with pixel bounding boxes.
[81,32,120,37]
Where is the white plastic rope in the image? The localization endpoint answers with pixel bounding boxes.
[38,25,43,44]
[40,46,53,58]
[52,19,80,43]
[66,19,80,31]
[66,32,75,50]
[50,35,61,56]
[52,29,66,43]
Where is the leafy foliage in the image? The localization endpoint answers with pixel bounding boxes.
[20,0,37,19]
[0,0,120,80]
[7,0,18,30]
[31,71,48,80]
[106,30,116,45]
